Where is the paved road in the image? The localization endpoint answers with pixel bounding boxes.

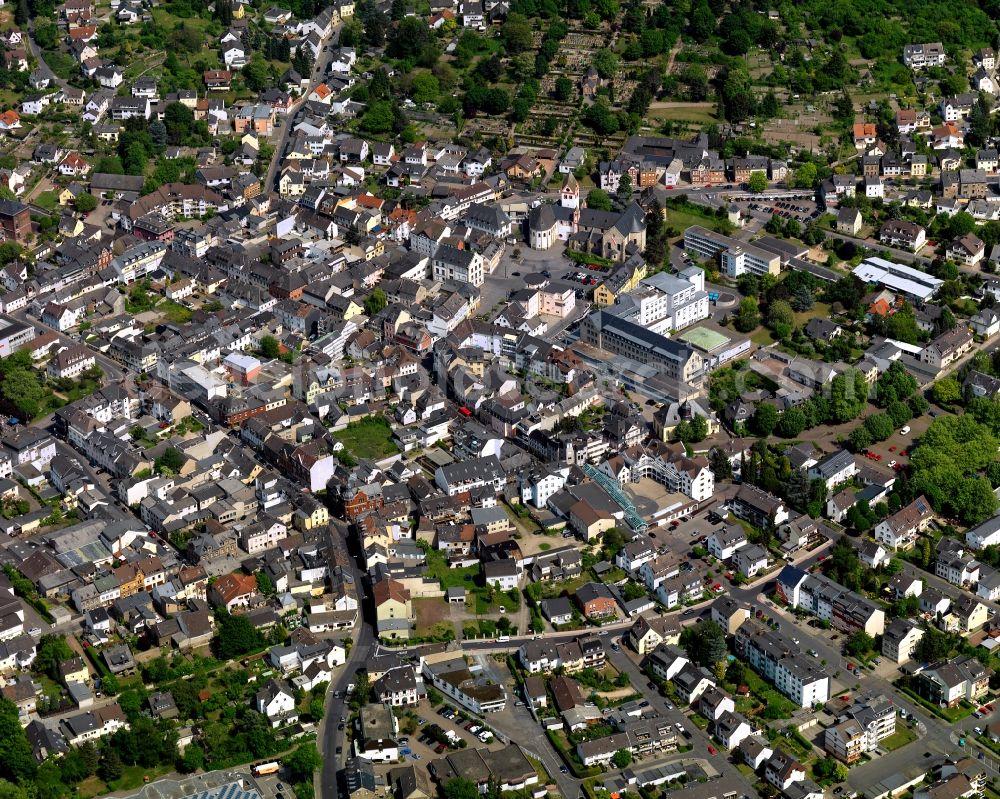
[317,546,373,799]
[25,21,67,90]
[265,29,341,194]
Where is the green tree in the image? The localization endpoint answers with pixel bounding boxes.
[177,743,205,773]
[586,189,614,211]
[364,288,388,316]
[35,634,74,680]
[359,100,396,133]
[554,76,573,101]
[767,299,794,338]
[212,612,264,659]
[242,59,272,92]
[733,296,760,332]
[863,413,894,442]
[501,13,533,53]
[592,48,619,79]
[843,630,874,658]
[154,447,185,475]
[931,377,962,406]
[75,193,98,213]
[751,403,778,436]
[719,64,755,122]
[748,172,768,193]
[914,627,952,663]
[101,674,120,696]
[99,748,123,782]
[690,415,709,441]
[259,335,281,359]
[776,407,807,438]
[791,162,817,189]
[681,620,727,669]
[0,699,36,783]
[611,749,632,768]
[616,173,633,206]
[353,672,371,705]
[285,743,322,783]
[255,571,276,596]
[410,73,439,104]
[688,0,714,42]
[444,778,479,799]
[813,756,847,784]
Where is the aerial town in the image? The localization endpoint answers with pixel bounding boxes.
[3,2,1000,799]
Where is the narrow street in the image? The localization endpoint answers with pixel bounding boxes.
[265,28,342,194]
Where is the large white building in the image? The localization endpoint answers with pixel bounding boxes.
[683,225,780,278]
[734,620,829,708]
[609,267,710,334]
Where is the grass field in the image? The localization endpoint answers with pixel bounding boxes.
[881,726,917,751]
[647,104,719,125]
[425,548,480,590]
[333,416,399,460]
[159,298,193,324]
[665,207,729,238]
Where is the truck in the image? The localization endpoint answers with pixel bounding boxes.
[253,763,280,777]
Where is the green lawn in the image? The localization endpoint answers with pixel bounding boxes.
[35,190,59,211]
[425,548,479,590]
[159,298,193,324]
[648,105,719,125]
[333,416,399,459]
[881,726,917,751]
[666,208,727,236]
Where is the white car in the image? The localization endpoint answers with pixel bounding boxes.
[888,460,897,468]
[28,627,40,636]
[900,426,911,435]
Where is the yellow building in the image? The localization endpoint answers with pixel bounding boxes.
[374,578,413,640]
[594,259,647,306]
[60,656,90,686]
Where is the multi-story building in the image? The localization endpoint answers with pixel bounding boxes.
[683,225,780,278]
[578,311,704,396]
[918,656,992,707]
[824,696,896,763]
[734,620,830,708]
[776,566,885,637]
[420,652,506,714]
[882,618,924,664]
[874,495,934,550]
[903,42,945,69]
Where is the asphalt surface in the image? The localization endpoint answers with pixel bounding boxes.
[265,30,342,194]
[317,537,373,799]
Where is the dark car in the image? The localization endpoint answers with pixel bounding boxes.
[335,747,342,754]
[511,271,521,277]
[559,766,569,774]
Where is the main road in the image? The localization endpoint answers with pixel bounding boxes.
[265,28,342,194]
[317,527,373,799]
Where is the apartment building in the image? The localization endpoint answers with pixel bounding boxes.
[734,619,830,708]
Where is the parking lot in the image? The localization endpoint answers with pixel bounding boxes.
[741,197,822,225]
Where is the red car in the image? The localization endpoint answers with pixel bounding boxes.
[708,745,717,755]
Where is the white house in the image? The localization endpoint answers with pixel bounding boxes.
[707,525,747,560]
[255,679,297,728]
